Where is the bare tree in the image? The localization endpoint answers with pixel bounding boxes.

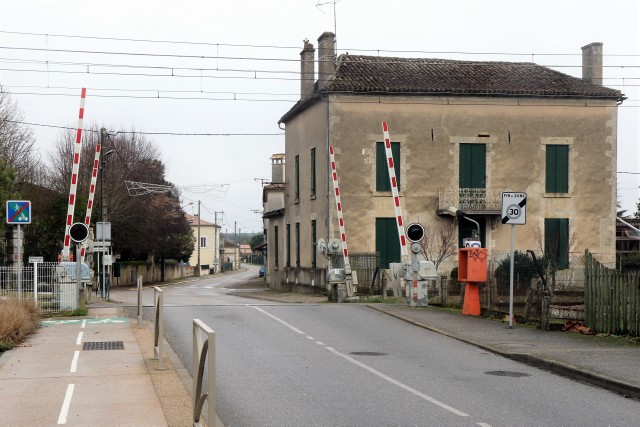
[0,89,41,185]
[418,221,458,271]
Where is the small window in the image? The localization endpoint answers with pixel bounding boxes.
[200,236,208,248]
[274,225,279,269]
[376,142,400,191]
[546,145,569,193]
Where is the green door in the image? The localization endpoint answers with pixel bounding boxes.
[459,144,486,188]
[376,218,400,268]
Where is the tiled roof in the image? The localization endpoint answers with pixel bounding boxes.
[280,54,623,123]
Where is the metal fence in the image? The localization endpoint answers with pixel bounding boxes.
[350,252,380,294]
[0,262,83,313]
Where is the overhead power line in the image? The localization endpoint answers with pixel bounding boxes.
[2,29,639,57]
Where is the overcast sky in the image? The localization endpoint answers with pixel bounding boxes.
[1,0,638,232]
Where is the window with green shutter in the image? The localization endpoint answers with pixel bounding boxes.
[459,144,486,188]
[274,225,279,269]
[376,218,400,268]
[545,218,569,269]
[286,224,291,267]
[310,148,316,197]
[294,155,300,200]
[546,145,569,193]
[295,222,300,267]
[311,220,317,268]
[376,142,401,191]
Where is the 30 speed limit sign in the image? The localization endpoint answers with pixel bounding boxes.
[501,192,526,225]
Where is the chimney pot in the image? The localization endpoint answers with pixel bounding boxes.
[317,32,336,90]
[300,40,315,99]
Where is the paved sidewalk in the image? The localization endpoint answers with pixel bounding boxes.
[0,307,200,427]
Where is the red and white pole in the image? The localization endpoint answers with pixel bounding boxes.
[329,146,353,296]
[381,122,414,302]
[62,88,87,261]
[80,143,101,263]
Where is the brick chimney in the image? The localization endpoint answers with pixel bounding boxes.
[317,32,336,90]
[300,39,315,99]
[582,42,603,86]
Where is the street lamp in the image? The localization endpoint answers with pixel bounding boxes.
[447,206,480,241]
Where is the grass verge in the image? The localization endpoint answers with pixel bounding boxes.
[0,298,40,352]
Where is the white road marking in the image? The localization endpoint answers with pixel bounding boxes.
[252,306,305,335]
[57,384,74,424]
[306,336,315,340]
[70,351,79,373]
[325,346,469,417]
[252,306,469,418]
[315,341,325,346]
[76,332,83,345]
[81,319,86,329]
[477,423,493,427]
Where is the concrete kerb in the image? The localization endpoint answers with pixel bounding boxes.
[365,304,640,401]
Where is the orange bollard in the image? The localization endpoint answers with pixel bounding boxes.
[462,282,481,315]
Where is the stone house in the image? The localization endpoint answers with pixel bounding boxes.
[267,32,623,291]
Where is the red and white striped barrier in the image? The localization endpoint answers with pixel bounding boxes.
[381,122,408,260]
[62,88,87,260]
[80,143,101,262]
[382,122,414,303]
[329,146,351,275]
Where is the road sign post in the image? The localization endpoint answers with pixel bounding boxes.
[7,201,31,299]
[501,192,527,329]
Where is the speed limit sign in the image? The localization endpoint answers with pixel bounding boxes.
[501,192,526,225]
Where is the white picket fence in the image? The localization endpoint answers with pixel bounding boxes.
[0,262,83,313]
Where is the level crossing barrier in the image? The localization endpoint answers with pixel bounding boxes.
[193,319,216,427]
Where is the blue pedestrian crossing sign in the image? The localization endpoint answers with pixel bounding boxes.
[6,200,31,224]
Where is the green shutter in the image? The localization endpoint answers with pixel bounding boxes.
[311,220,316,268]
[294,155,300,199]
[286,224,291,267]
[546,145,568,193]
[274,225,279,268]
[459,144,486,188]
[376,142,401,191]
[295,223,300,267]
[545,218,569,269]
[376,218,400,268]
[310,148,316,196]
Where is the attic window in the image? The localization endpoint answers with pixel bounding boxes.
[477,133,490,138]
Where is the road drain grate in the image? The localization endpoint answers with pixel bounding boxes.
[83,341,124,350]
[485,370,530,378]
[349,352,388,356]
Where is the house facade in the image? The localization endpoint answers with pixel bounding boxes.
[185,214,221,274]
[267,32,622,291]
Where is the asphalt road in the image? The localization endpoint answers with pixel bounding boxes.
[125,266,640,426]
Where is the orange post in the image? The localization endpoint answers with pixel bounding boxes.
[458,248,488,316]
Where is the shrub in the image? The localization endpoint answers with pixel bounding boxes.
[0,298,40,350]
[494,251,545,289]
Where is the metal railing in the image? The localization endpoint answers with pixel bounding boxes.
[0,263,83,313]
[153,286,165,370]
[438,188,508,214]
[193,319,216,427]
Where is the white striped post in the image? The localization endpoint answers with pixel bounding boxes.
[79,143,101,263]
[62,88,87,261]
[329,146,354,297]
[381,122,413,302]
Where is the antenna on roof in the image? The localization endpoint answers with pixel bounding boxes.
[316,0,339,52]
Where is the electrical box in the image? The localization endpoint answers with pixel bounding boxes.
[458,248,488,282]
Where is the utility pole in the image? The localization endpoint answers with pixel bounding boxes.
[197,200,201,276]
[100,127,106,298]
[213,210,223,273]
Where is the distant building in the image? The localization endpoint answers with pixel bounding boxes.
[185,214,221,273]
